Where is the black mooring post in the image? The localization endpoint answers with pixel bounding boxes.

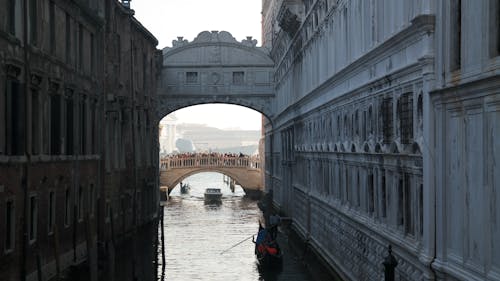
[383,244,398,281]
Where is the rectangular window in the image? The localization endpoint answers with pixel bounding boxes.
[368,173,374,214]
[186,72,198,84]
[399,93,414,144]
[5,200,15,251]
[64,189,70,226]
[80,96,87,155]
[29,0,37,45]
[419,183,423,237]
[490,0,500,57]
[66,13,71,64]
[65,95,74,155]
[48,191,55,234]
[78,24,84,70]
[90,33,95,73]
[78,185,84,221]
[381,174,387,218]
[89,184,95,217]
[8,0,17,35]
[50,94,61,154]
[91,101,96,154]
[105,199,111,223]
[29,195,38,242]
[143,53,147,92]
[404,174,414,235]
[450,0,462,70]
[31,90,40,155]
[397,178,404,226]
[232,71,244,85]
[381,97,393,144]
[6,80,25,156]
[49,1,55,53]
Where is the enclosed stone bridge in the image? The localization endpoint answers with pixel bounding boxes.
[160,154,263,195]
[155,30,275,121]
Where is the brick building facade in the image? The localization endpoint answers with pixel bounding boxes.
[0,1,160,280]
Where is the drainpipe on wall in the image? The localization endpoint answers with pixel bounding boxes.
[21,0,30,279]
[129,8,139,280]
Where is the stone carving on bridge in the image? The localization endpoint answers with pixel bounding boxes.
[241,36,258,47]
[168,31,259,50]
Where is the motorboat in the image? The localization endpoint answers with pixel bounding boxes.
[204,188,222,203]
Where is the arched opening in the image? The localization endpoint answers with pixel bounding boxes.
[158,103,264,155]
[158,103,266,199]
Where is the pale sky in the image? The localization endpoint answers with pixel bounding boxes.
[132,0,262,48]
[132,1,263,131]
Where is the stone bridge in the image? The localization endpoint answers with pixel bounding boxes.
[160,154,263,196]
[156,30,275,120]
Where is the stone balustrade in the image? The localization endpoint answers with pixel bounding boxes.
[160,154,261,170]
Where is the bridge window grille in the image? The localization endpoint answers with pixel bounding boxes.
[381,97,393,144]
[233,71,244,85]
[399,93,413,144]
[186,72,198,84]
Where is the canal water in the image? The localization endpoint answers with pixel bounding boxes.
[158,172,314,281]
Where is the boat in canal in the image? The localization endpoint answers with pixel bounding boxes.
[180,182,190,194]
[204,188,222,203]
[253,224,283,268]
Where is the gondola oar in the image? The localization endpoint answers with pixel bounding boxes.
[219,234,255,255]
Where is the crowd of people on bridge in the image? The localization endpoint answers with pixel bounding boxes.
[160,152,261,169]
[164,152,253,159]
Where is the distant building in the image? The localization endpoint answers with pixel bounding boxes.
[159,114,178,154]
[177,123,260,152]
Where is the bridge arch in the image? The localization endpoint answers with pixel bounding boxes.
[155,31,275,121]
[160,154,263,197]
[168,168,256,192]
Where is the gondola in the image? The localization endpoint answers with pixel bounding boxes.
[253,224,283,268]
[180,182,190,194]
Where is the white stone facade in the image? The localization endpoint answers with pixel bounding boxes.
[262,0,500,280]
[158,31,275,119]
